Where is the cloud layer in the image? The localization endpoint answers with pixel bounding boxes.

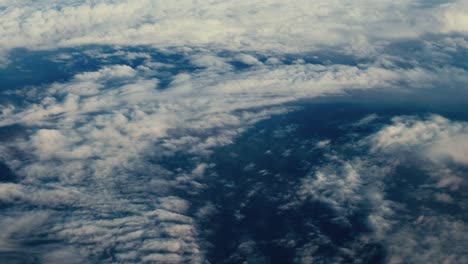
[1,48,463,262]
[1,0,468,58]
[0,0,467,263]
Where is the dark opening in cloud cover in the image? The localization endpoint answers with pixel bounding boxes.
[0,0,468,263]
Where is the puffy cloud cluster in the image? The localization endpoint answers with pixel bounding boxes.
[370,115,468,196]
[372,115,468,166]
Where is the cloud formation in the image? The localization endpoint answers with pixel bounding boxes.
[0,43,467,262]
[277,114,468,263]
[1,0,468,60]
[371,115,468,173]
[0,0,467,262]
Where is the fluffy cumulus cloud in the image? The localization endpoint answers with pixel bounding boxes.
[0,0,468,263]
[369,115,468,194]
[372,115,468,165]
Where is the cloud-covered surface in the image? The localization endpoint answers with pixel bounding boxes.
[1,0,468,57]
[0,0,467,263]
[0,53,437,262]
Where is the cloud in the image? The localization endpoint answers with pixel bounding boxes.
[363,115,468,261]
[0,211,57,262]
[0,1,467,262]
[296,157,396,239]
[0,47,467,262]
[41,248,89,264]
[1,0,468,60]
[272,114,468,262]
[430,134,468,165]
[371,115,468,166]
[189,54,232,70]
[1,59,459,189]
[387,215,468,263]
[233,54,263,66]
[438,0,468,33]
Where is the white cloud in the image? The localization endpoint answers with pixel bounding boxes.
[189,54,232,70]
[233,54,263,66]
[371,115,468,166]
[74,64,137,82]
[1,0,468,60]
[438,0,468,33]
[430,134,468,165]
[296,157,396,239]
[354,114,379,127]
[362,115,468,262]
[2,61,447,176]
